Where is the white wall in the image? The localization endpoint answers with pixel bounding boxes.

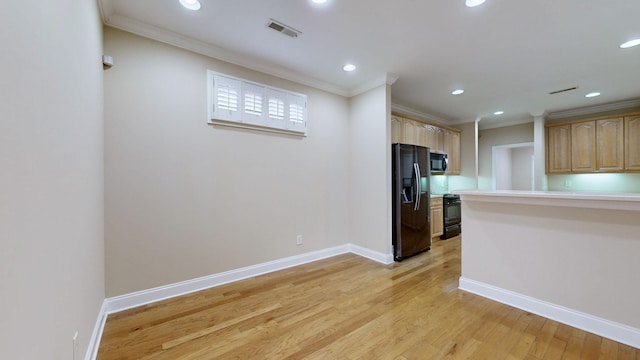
[494,148,512,190]
[0,0,104,358]
[511,146,533,190]
[104,28,352,296]
[348,85,392,255]
[478,123,534,190]
[460,194,640,345]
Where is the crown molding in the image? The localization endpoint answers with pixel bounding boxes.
[103,13,352,97]
[348,73,399,97]
[391,103,451,125]
[547,98,640,120]
[97,0,114,23]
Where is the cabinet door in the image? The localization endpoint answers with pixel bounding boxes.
[425,125,444,153]
[625,115,640,171]
[546,125,571,173]
[430,197,443,238]
[571,121,596,172]
[443,130,461,175]
[596,118,624,172]
[391,116,403,144]
[402,119,419,146]
[417,123,429,148]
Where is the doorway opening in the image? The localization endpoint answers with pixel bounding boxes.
[491,142,534,191]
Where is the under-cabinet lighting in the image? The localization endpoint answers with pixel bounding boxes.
[493,110,504,115]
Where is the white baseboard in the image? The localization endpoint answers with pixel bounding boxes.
[86,243,392,359]
[459,277,640,349]
[349,244,394,264]
[84,301,107,360]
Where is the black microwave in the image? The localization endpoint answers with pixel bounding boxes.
[430,152,448,174]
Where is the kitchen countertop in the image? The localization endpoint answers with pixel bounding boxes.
[454,190,640,211]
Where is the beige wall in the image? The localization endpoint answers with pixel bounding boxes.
[478,122,534,190]
[0,0,104,358]
[348,85,393,254]
[461,197,640,330]
[104,28,353,296]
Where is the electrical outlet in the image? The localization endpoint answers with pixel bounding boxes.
[296,235,303,245]
[564,179,573,188]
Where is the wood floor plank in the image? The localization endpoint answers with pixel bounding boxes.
[97,236,639,359]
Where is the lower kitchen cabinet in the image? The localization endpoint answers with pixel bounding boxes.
[431,196,443,238]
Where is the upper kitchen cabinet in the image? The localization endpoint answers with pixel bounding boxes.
[546,124,572,173]
[425,125,444,153]
[596,118,624,172]
[391,115,403,144]
[402,118,420,146]
[546,112,640,174]
[571,121,596,172]
[625,115,640,171]
[390,113,461,175]
[443,129,461,175]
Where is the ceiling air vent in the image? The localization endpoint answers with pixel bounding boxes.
[267,19,301,38]
[549,86,578,95]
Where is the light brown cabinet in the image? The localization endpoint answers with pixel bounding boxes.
[430,196,443,238]
[443,129,461,175]
[391,113,461,175]
[625,115,640,171]
[571,121,596,172]
[546,124,572,173]
[426,125,444,153]
[391,116,403,144]
[546,112,640,174]
[596,118,624,172]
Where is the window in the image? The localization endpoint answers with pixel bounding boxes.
[208,71,308,136]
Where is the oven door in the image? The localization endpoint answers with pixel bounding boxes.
[443,198,461,227]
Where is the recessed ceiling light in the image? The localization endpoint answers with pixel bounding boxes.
[179,0,201,10]
[585,92,601,98]
[451,89,465,95]
[465,0,486,7]
[493,110,504,115]
[311,0,327,3]
[620,38,640,49]
[343,64,356,72]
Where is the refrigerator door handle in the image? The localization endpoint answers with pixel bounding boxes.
[414,163,421,211]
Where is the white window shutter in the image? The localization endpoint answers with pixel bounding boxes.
[242,82,266,126]
[266,88,286,129]
[287,93,307,133]
[207,70,308,136]
[213,75,241,122]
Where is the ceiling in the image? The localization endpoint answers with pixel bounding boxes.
[99,0,640,129]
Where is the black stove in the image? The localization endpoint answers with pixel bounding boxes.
[441,194,461,239]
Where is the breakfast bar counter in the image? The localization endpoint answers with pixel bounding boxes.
[455,190,640,349]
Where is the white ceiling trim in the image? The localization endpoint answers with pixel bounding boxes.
[348,73,399,98]
[97,0,114,23]
[391,103,450,125]
[102,12,352,98]
[547,98,640,120]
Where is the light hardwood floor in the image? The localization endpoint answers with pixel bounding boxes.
[97,236,639,359]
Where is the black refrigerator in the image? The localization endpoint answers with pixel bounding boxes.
[392,143,431,261]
